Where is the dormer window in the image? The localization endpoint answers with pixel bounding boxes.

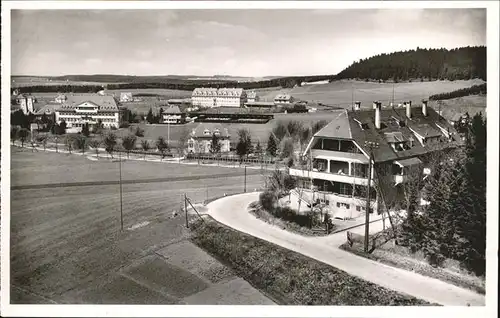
[203,129,210,136]
[213,129,220,135]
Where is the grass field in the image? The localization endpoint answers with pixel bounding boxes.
[254,79,486,106]
[191,219,430,305]
[10,148,271,304]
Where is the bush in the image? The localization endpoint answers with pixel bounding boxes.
[120,122,130,128]
[111,126,118,130]
[135,126,145,137]
[259,191,276,211]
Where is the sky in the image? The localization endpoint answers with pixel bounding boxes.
[11,8,486,77]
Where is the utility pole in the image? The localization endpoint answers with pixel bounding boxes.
[184,193,189,228]
[364,141,379,253]
[244,165,247,193]
[118,150,124,231]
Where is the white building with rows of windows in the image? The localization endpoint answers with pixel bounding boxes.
[191,87,247,108]
[55,94,120,131]
[289,100,463,220]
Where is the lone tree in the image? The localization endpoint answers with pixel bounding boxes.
[177,127,190,159]
[135,126,145,137]
[121,134,137,158]
[88,139,101,158]
[82,123,90,137]
[266,133,278,158]
[236,129,253,162]
[73,135,88,154]
[36,135,48,151]
[141,140,150,160]
[59,120,67,135]
[103,133,117,158]
[18,128,29,148]
[156,136,169,159]
[209,133,221,155]
[146,108,154,124]
[11,126,19,145]
[65,135,74,154]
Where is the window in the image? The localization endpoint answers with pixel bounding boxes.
[203,129,210,136]
[356,206,366,212]
[339,183,353,196]
[337,202,350,209]
[313,158,327,172]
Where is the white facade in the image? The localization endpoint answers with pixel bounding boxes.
[192,88,247,108]
[55,95,120,131]
[120,92,133,102]
[19,96,35,114]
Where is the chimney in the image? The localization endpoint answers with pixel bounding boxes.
[406,100,412,119]
[354,101,361,111]
[372,101,378,109]
[422,100,428,116]
[375,102,382,129]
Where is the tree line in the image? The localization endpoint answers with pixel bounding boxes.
[428,83,486,101]
[335,46,486,82]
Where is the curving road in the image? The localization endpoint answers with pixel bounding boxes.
[206,192,485,306]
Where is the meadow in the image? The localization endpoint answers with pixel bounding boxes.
[254,79,486,106]
[10,148,269,304]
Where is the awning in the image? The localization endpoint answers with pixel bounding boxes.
[395,157,422,167]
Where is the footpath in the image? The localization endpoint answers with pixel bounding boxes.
[206,192,485,306]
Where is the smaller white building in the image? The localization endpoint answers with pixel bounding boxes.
[246,90,258,103]
[55,94,67,104]
[274,94,293,105]
[120,92,133,103]
[161,106,185,124]
[187,123,231,154]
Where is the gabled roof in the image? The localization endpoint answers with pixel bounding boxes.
[191,123,230,139]
[163,105,182,114]
[314,110,352,139]
[308,105,462,163]
[247,90,257,98]
[34,103,60,115]
[347,106,462,162]
[58,94,118,111]
[274,94,292,100]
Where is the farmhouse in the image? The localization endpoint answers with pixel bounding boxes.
[55,94,120,131]
[192,87,247,108]
[246,90,259,103]
[274,94,293,105]
[289,100,462,219]
[120,92,133,103]
[161,105,186,124]
[55,94,67,103]
[187,123,231,154]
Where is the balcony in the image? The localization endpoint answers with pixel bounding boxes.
[289,167,373,187]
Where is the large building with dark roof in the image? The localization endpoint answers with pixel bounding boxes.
[55,94,120,131]
[289,100,462,219]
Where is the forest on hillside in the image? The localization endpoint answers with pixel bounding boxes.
[335,46,486,82]
[428,83,486,101]
[12,46,486,94]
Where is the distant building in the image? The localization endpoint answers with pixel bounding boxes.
[274,94,293,105]
[187,123,231,154]
[246,90,258,103]
[16,94,36,114]
[191,87,247,108]
[161,105,186,124]
[55,94,67,103]
[55,94,120,131]
[120,92,133,103]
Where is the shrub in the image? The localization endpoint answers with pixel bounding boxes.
[120,121,130,128]
[135,126,145,137]
[259,191,276,211]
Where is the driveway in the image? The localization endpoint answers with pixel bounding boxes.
[206,192,485,306]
